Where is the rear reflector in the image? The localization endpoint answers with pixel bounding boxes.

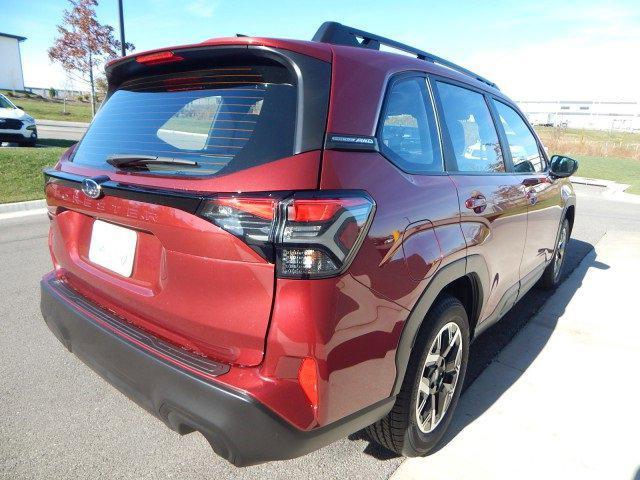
[298,358,319,409]
[196,191,375,279]
[136,51,184,65]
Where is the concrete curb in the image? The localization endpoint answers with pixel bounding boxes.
[0,199,46,214]
[571,176,630,193]
[35,119,89,128]
[570,176,608,187]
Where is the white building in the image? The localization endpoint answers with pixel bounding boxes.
[0,32,26,91]
[517,100,640,132]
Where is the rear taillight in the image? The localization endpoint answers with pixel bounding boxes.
[197,191,375,279]
[198,194,280,260]
[276,192,375,278]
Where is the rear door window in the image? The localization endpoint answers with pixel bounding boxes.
[378,77,442,173]
[494,101,545,173]
[72,66,297,176]
[435,81,505,173]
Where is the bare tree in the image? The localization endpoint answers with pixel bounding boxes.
[48,0,133,116]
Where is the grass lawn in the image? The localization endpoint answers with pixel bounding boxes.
[535,126,640,144]
[1,91,93,123]
[574,155,640,195]
[15,96,92,123]
[0,140,75,204]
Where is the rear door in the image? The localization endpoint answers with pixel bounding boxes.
[432,78,529,322]
[45,47,330,366]
[491,99,563,287]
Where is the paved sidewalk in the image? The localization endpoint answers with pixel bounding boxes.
[392,231,640,480]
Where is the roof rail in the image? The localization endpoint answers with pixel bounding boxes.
[312,21,498,90]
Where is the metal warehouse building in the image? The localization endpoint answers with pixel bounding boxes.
[0,32,26,91]
[517,100,640,132]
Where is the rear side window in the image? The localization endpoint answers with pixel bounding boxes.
[435,82,505,173]
[378,77,442,173]
[72,65,297,176]
[494,101,545,173]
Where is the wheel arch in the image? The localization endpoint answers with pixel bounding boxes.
[391,255,489,395]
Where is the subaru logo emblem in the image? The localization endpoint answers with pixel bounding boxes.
[82,178,102,199]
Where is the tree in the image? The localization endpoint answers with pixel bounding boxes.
[48,0,133,116]
[49,87,57,98]
[95,76,108,102]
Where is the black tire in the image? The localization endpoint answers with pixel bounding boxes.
[538,218,570,290]
[366,295,470,456]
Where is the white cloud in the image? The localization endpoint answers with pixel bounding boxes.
[462,6,640,102]
[464,37,639,102]
[186,0,219,18]
[22,55,88,92]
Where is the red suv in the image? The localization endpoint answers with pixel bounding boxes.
[41,22,578,466]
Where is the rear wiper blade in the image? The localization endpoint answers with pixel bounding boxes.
[106,154,199,168]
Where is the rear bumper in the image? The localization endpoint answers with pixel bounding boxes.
[40,275,393,466]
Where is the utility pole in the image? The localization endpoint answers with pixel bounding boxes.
[118,0,126,56]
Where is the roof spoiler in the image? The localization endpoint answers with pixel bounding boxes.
[312,21,498,90]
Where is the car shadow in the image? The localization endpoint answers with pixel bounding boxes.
[351,238,606,460]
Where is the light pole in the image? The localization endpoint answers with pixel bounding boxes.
[118,0,126,56]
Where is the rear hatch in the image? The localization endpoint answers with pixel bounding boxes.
[45,44,331,366]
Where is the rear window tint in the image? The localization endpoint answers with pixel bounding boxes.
[72,66,296,176]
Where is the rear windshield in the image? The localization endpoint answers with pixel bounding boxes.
[72,65,297,176]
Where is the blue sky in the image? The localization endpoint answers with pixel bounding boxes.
[3,0,639,101]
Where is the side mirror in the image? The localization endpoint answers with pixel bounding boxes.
[15,105,24,110]
[549,155,578,178]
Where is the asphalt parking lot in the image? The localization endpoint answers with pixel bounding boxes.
[2,184,639,479]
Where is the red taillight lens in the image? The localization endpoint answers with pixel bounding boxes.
[196,191,375,278]
[197,195,279,253]
[298,358,319,409]
[277,192,375,278]
[287,198,368,222]
[214,197,277,220]
[136,51,184,65]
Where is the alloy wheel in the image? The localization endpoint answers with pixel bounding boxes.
[553,223,568,280]
[415,322,463,433]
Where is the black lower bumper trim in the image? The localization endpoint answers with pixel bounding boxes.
[40,277,394,466]
[0,133,31,143]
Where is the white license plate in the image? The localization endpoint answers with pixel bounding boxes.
[88,220,137,277]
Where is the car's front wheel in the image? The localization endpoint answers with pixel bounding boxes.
[366,295,469,456]
[539,217,570,289]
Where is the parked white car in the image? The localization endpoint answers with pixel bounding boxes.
[0,93,37,146]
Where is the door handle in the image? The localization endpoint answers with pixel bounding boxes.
[465,194,487,213]
[522,177,552,187]
[521,178,540,187]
